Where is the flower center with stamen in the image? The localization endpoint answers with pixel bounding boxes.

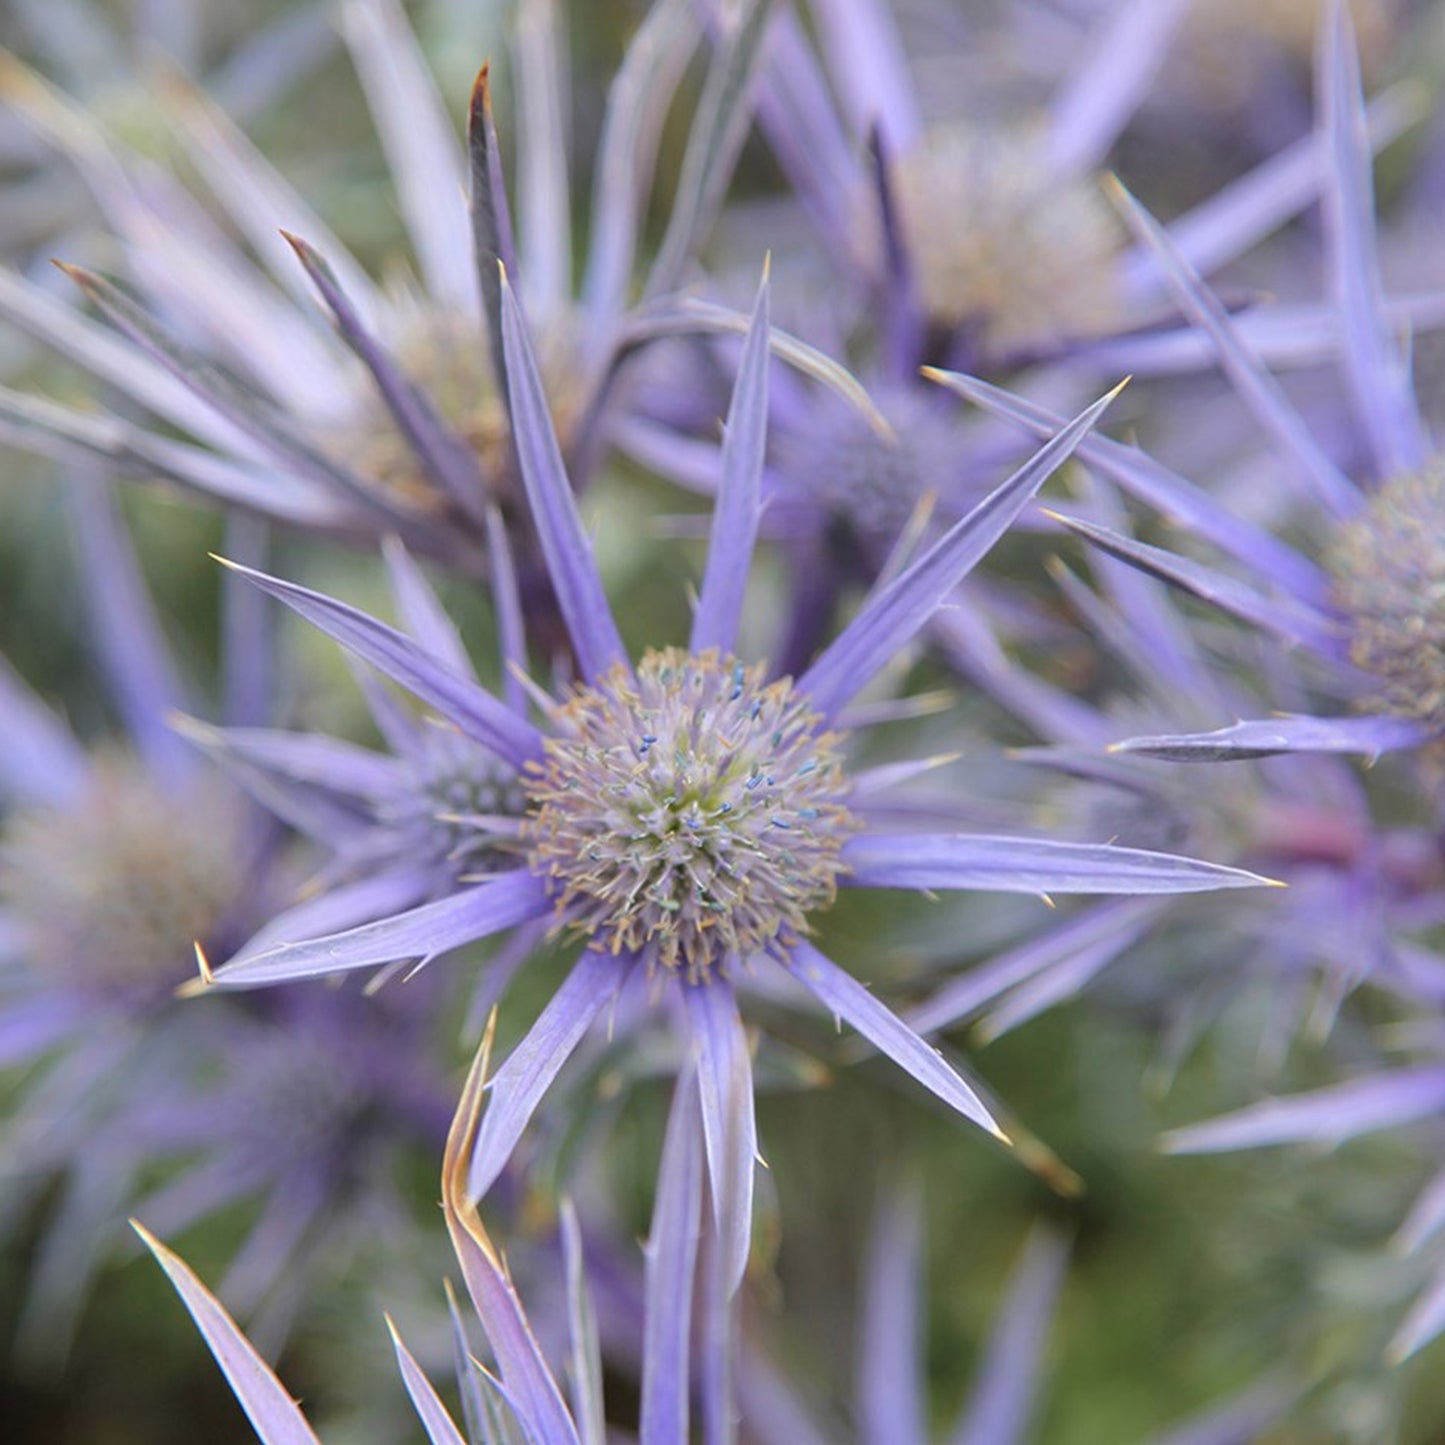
[325,305,585,517]
[382,723,528,880]
[522,648,857,981]
[0,752,240,994]
[884,121,1121,348]
[1328,461,1445,728]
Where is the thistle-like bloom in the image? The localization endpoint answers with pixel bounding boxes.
[730,0,1408,380]
[938,5,1445,770]
[0,0,722,586]
[900,484,1444,1069]
[195,265,1273,1424]
[0,483,274,1354]
[0,478,457,1358]
[929,2,1445,1364]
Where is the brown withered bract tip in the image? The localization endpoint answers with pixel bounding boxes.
[51,260,91,289]
[470,63,494,124]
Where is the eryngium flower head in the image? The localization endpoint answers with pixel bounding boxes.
[178,538,531,994]
[199,271,1272,1305]
[882,120,1121,348]
[0,487,277,1362]
[0,749,238,994]
[0,0,716,589]
[949,7,1445,770]
[524,647,855,979]
[1328,460,1445,728]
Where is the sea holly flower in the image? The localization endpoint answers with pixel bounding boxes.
[177,530,542,1030]
[934,5,1445,771]
[903,479,1445,1067]
[0,0,737,589]
[722,0,1417,381]
[0,484,279,1356]
[0,479,458,1358]
[194,267,1274,1332]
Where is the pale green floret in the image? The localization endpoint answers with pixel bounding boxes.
[0,752,239,992]
[885,121,1121,347]
[1329,460,1445,729]
[523,648,857,982]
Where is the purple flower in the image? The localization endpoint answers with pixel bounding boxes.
[0,0,722,590]
[192,266,1274,1411]
[0,484,449,1359]
[946,6,1445,769]
[0,482,276,1358]
[899,478,1445,1064]
[731,0,1393,379]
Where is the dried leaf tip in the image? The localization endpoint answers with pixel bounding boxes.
[469,63,495,127]
[130,1217,167,1256]
[175,943,214,998]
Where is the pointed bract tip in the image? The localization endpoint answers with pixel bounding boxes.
[193,941,215,985]
[0,51,45,101]
[50,259,85,281]
[1013,1135,1085,1196]
[470,62,493,116]
[165,710,211,743]
[760,251,772,285]
[1101,171,1132,204]
[130,1217,166,1255]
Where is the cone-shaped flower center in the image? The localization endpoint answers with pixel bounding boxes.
[327,306,584,518]
[1329,460,1445,727]
[0,753,240,993]
[523,648,857,981]
[886,122,1120,347]
[385,724,528,881]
